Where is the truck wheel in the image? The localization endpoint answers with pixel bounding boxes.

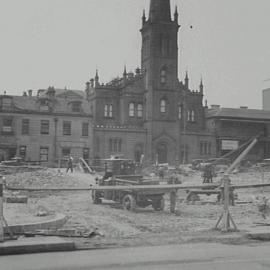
[122,194,136,211]
[152,197,165,211]
[92,191,102,204]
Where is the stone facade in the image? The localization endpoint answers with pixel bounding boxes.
[0,88,92,165]
[0,0,218,166]
[87,0,215,164]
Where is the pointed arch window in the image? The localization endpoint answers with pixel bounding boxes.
[187,110,195,122]
[160,99,166,113]
[137,104,143,118]
[191,110,195,122]
[129,103,135,117]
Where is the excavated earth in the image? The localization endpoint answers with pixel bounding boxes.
[2,166,270,248]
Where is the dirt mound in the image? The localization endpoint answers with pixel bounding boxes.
[5,168,94,189]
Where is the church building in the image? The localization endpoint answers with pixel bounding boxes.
[87,0,215,165]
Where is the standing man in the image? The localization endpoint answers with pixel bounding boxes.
[66,155,74,173]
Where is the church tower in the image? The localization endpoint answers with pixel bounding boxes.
[141,0,179,91]
[141,0,180,164]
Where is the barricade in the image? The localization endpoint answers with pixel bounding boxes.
[215,174,237,232]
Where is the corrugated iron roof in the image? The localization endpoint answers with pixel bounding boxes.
[207,107,270,120]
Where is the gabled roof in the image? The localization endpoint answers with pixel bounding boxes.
[207,107,270,121]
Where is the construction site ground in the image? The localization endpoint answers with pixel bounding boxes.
[3,166,270,249]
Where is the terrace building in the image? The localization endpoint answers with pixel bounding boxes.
[0,88,92,165]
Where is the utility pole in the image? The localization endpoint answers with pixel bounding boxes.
[182,90,187,164]
[0,176,3,242]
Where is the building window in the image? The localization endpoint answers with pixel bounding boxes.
[2,117,13,134]
[160,69,166,83]
[63,121,71,136]
[160,99,166,113]
[208,142,212,155]
[129,103,135,117]
[160,34,170,56]
[137,104,143,118]
[109,139,113,152]
[200,142,204,156]
[188,110,195,122]
[109,104,113,117]
[71,102,81,113]
[104,104,108,117]
[118,140,122,152]
[40,147,49,162]
[82,123,89,137]
[191,110,195,122]
[83,148,90,162]
[1,97,12,110]
[21,119,29,135]
[104,104,113,118]
[62,148,70,158]
[109,138,122,152]
[40,120,50,135]
[200,141,211,156]
[178,106,182,120]
[39,99,50,111]
[19,146,26,160]
[204,141,208,155]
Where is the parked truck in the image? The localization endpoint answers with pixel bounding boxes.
[91,158,165,211]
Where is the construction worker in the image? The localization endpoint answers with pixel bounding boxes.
[66,155,74,173]
[202,164,213,183]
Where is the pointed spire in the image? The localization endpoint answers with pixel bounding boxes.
[95,69,99,87]
[123,65,127,78]
[200,77,204,93]
[185,71,189,89]
[123,66,127,84]
[174,5,178,23]
[149,0,171,22]
[142,9,146,25]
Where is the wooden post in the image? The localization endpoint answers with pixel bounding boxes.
[58,158,61,173]
[215,175,237,232]
[170,189,177,213]
[0,177,3,242]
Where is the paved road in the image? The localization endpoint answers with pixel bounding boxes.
[1,242,270,269]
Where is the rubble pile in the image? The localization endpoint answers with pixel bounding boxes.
[0,165,43,175]
[4,168,92,189]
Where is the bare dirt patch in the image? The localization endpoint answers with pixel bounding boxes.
[3,168,270,248]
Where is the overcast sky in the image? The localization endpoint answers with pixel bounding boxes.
[0,0,270,109]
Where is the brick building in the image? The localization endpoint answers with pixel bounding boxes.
[206,106,270,161]
[0,88,92,165]
[87,0,215,165]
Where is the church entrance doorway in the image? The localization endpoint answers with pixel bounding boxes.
[134,144,143,163]
[157,143,168,164]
